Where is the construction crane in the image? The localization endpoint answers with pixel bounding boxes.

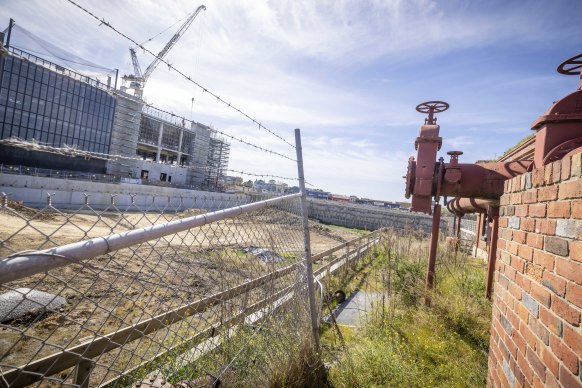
[121,4,206,98]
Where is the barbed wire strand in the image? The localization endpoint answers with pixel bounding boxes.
[64,0,297,149]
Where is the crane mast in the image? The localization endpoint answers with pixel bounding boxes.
[121,4,206,98]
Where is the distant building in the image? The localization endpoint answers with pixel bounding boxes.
[329,194,351,202]
[306,189,330,200]
[0,41,230,190]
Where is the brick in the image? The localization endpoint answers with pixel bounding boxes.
[499,216,508,228]
[533,250,555,270]
[525,263,543,283]
[507,241,519,255]
[559,364,582,388]
[522,217,536,232]
[540,344,560,378]
[509,216,520,229]
[560,341,579,374]
[529,203,546,218]
[513,330,527,354]
[518,244,534,261]
[511,192,523,205]
[523,189,537,204]
[526,233,544,249]
[497,273,510,290]
[500,314,513,335]
[513,229,526,244]
[551,295,581,326]
[502,359,516,387]
[545,369,560,388]
[505,264,517,281]
[531,280,552,307]
[550,333,563,358]
[540,307,563,337]
[561,154,572,181]
[527,347,546,381]
[538,185,558,201]
[572,152,582,177]
[522,292,540,318]
[533,167,545,187]
[516,204,528,217]
[553,161,562,184]
[556,257,581,284]
[545,237,569,257]
[510,255,525,272]
[544,163,553,185]
[559,180,582,199]
[573,200,582,219]
[571,241,582,263]
[563,325,582,357]
[566,282,582,309]
[529,316,550,345]
[518,349,535,384]
[516,272,532,292]
[547,201,571,218]
[524,172,533,189]
[542,271,566,297]
[556,219,582,239]
[535,219,556,235]
[509,282,522,300]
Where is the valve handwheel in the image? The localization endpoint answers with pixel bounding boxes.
[415,101,449,114]
[557,54,582,75]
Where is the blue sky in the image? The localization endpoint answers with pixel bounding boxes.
[2,0,581,201]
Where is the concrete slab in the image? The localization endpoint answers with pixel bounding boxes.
[330,290,383,327]
[0,288,66,323]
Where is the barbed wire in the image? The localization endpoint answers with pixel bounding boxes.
[64,0,297,149]
[141,103,296,162]
[0,138,305,184]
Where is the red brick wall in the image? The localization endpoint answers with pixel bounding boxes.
[488,152,582,387]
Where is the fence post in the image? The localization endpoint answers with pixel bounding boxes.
[294,128,320,351]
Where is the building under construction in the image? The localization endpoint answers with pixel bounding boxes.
[0,17,230,191]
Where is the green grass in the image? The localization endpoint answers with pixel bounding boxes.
[323,233,492,388]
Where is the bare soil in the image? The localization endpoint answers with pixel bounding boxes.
[0,205,363,385]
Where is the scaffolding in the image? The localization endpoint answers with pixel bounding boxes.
[204,131,230,191]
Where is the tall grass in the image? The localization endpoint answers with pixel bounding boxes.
[323,229,491,388]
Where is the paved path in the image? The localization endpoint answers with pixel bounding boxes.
[331,290,383,327]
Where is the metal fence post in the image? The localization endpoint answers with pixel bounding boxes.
[294,128,320,351]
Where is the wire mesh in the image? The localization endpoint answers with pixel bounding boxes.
[0,191,380,387]
[0,193,293,386]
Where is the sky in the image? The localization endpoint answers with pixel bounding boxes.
[1,0,581,201]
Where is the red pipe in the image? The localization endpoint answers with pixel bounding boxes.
[447,197,499,215]
[486,207,500,300]
[425,203,441,306]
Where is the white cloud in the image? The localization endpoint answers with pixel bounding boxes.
[2,0,579,201]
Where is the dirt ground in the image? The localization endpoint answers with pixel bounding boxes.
[0,204,364,385]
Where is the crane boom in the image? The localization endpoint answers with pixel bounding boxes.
[142,4,206,82]
[129,48,142,78]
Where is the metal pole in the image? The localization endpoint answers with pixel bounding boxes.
[5,19,14,49]
[486,207,499,300]
[425,202,441,306]
[294,128,320,351]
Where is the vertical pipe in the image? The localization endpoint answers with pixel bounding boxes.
[454,214,462,255]
[486,207,500,300]
[425,202,441,306]
[294,128,320,351]
[114,69,119,90]
[5,19,14,49]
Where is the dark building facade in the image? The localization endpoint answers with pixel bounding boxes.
[0,47,116,171]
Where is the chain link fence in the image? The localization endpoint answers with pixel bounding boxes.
[0,190,385,387]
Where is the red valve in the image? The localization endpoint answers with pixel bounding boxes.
[416,101,449,125]
[447,150,463,165]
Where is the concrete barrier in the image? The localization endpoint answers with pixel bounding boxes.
[0,174,249,211]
